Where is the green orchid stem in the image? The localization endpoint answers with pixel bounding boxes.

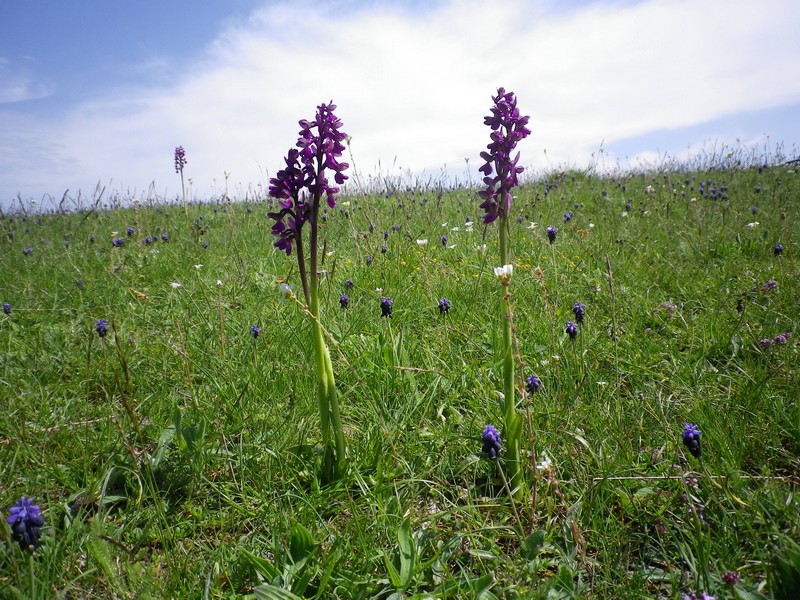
[499,217,526,500]
[309,224,346,484]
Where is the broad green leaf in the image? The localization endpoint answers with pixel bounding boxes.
[289,522,316,565]
[253,584,303,600]
[520,530,546,560]
[242,549,281,583]
[397,518,416,588]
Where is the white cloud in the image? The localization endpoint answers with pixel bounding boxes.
[2,0,800,204]
[0,58,52,104]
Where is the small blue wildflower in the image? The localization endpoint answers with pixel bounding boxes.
[440,235,447,246]
[366,256,373,266]
[96,319,109,338]
[23,247,32,256]
[3,302,10,315]
[339,293,349,309]
[126,227,135,237]
[564,211,573,222]
[572,301,586,324]
[774,332,792,345]
[250,325,260,338]
[345,278,354,290]
[383,229,389,240]
[6,496,45,551]
[380,296,393,318]
[774,243,783,256]
[482,425,502,460]
[145,235,153,245]
[526,373,541,393]
[89,235,95,243]
[682,423,702,459]
[112,237,125,247]
[381,244,387,254]
[438,298,451,314]
[565,321,578,339]
[547,225,557,244]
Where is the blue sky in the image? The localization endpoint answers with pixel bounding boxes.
[2,0,800,208]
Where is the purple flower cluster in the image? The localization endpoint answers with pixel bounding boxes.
[268,102,349,256]
[762,332,792,346]
[339,293,349,309]
[95,319,109,338]
[3,302,10,315]
[174,146,187,173]
[774,242,783,256]
[572,301,586,324]
[526,373,541,393]
[565,321,578,339]
[482,424,502,459]
[682,423,701,459]
[6,496,45,551]
[380,296,393,318]
[683,593,714,600]
[761,279,778,292]
[547,225,558,244]
[477,88,531,224]
[112,237,125,248]
[438,298,451,314]
[250,325,260,338]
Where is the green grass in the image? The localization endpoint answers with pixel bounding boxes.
[1,163,798,599]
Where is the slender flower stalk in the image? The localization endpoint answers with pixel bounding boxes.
[478,88,531,500]
[268,102,349,483]
[174,146,187,214]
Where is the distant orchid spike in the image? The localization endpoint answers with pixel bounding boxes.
[478,88,531,224]
[268,103,349,256]
[174,146,187,173]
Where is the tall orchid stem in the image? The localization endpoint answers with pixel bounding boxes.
[309,199,345,484]
[499,217,526,500]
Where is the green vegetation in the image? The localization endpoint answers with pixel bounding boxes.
[1,161,798,598]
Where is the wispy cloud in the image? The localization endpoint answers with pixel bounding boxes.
[0,58,53,104]
[2,0,800,203]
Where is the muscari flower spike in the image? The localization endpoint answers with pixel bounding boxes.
[572,301,586,324]
[774,242,783,256]
[682,423,702,459]
[565,321,578,339]
[477,88,531,224]
[482,424,502,460]
[380,296,393,318]
[96,319,109,338]
[251,325,260,338]
[547,225,558,244]
[526,373,541,393]
[339,293,349,309]
[3,302,10,315]
[438,298,451,314]
[6,496,45,551]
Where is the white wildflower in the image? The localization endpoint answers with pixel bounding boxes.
[170,282,182,289]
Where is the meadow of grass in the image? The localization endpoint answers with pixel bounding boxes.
[1,160,799,599]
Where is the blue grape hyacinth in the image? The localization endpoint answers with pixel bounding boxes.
[6,496,45,551]
[339,293,349,309]
[96,319,109,338]
[482,425,502,460]
[526,373,541,393]
[565,321,578,339]
[682,423,702,459]
[438,298,451,314]
[380,296,393,318]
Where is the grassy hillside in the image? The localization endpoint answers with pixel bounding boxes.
[1,164,798,598]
